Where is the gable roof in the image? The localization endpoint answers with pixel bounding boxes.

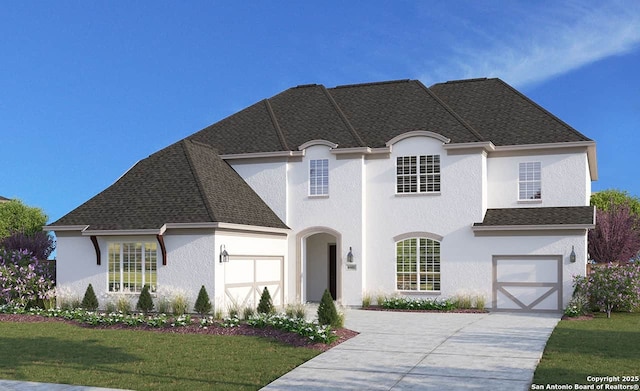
[50,140,287,231]
[429,78,592,146]
[474,206,595,228]
[0,195,9,202]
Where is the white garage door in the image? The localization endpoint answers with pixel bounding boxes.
[493,255,562,311]
[224,256,284,308]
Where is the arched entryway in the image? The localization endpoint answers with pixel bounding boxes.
[296,227,342,303]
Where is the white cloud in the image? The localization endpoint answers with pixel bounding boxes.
[420,1,640,87]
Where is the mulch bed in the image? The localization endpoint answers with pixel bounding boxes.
[0,314,358,352]
[561,313,595,321]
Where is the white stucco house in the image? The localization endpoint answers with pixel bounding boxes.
[47,78,597,312]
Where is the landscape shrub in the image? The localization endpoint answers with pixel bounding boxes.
[380,296,455,311]
[116,296,132,314]
[136,285,154,315]
[257,287,275,314]
[171,293,189,316]
[574,263,640,318]
[194,285,212,315]
[0,249,55,307]
[317,289,340,328]
[81,284,99,311]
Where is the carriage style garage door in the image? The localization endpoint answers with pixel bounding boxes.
[493,255,562,311]
[224,256,284,308]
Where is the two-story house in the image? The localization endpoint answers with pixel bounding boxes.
[47,78,597,312]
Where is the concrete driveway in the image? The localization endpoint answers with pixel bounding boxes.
[262,309,561,391]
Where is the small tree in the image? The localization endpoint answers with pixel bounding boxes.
[575,263,640,318]
[317,289,340,327]
[136,284,154,315]
[81,283,99,311]
[257,287,274,314]
[0,230,56,260]
[588,204,640,263]
[0,199,48,239]
[194,285,212,315]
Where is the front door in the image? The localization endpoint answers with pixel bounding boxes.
[329,244,337,300]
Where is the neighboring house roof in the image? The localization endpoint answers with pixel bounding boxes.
[0,196,9,202]
[50,140,287,231]
[474,207,595,227]
[429,78,592,146]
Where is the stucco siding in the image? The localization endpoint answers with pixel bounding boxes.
[487,152,590,208]
[55,233,106,305]
[229,160,288,222]
[364,136,486,302]
[286,145,365,305]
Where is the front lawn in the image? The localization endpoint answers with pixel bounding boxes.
[533,313,640,386]
[0,321,318,391]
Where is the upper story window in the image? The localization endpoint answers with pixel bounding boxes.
[396,237,441,292]
[518,162,541,200]
[108,242,157,293]
[309,159,329,196]
[396,155,440,194]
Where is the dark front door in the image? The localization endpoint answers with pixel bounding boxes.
[329,244,337,300]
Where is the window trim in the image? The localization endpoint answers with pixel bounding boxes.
[518,161,542,202]
[107,241,158,294]
[395,237,441,293]
[309,158,329,197]
[396,154,441,194]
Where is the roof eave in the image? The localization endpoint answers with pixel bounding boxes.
[220,150,305,160]
[472,223,595,233]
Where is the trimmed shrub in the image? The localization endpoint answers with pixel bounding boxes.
[194,285,212,315]
[257,287,275,314]
[317,289,340,327]
[81,284,99,311]
[136,285,154,315]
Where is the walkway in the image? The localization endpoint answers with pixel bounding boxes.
[261,308,561,390]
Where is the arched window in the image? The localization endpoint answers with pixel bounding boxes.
[396,238,440,292]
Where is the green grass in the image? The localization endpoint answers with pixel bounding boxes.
[533,313,640,385]
[0,322,318,391]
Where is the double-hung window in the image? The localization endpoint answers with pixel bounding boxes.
[518,162,541,200]
[396,155,440,193]
[309,159,329,196]
[396,238,441,292]
[108,242,158,293]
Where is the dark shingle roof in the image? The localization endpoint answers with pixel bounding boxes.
[429,78,592,146]
[474,207,595,227]
[190,79,485,153]
[52,77,594,232]
[50,140,287,230]
[0,195,9,201]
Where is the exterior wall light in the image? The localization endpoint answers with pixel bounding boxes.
[219,244,229,263]
[570,246,576,263]
[347,247,354,263]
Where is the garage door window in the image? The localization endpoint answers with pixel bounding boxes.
[396,238,440,291]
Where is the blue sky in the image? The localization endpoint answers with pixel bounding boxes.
[1,1,639,224]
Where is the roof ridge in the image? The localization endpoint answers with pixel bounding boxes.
[292,83,319,89]
[322,86,367,147]
[263,99,290,150]
[181,140,218,222]
[332,79,411,90]
[493,79,592,142]
[417,81,485,142]
[440,77,490,85]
